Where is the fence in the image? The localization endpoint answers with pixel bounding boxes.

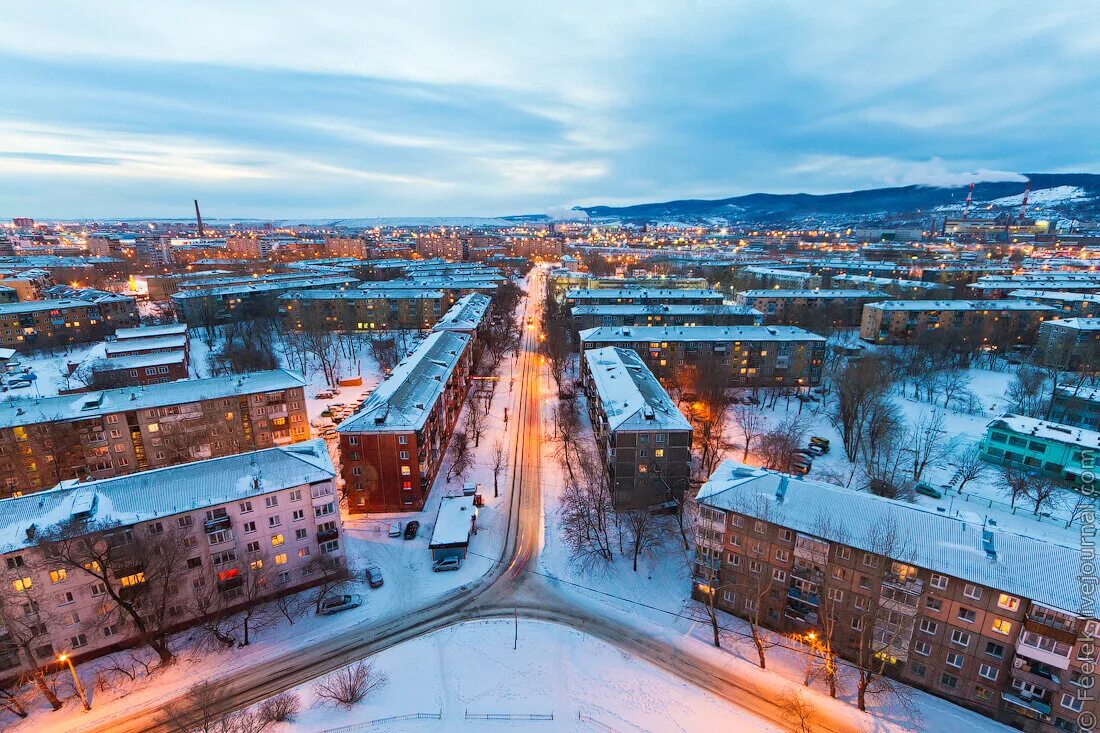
[577,713,622,732]
[322,711,443,733]
[464,711,554,721]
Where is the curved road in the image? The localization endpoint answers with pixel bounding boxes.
[79,268,868,733]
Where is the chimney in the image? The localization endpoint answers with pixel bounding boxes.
[25,524,36,542]
[775,475,789,503]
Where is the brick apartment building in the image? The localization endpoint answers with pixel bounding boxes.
[170,276,356,326]
[859,300,1056,346]
[581,347,692,509]
[564,288,726,308]
[430,293,492,339]
[579,325,826,388]
[0,370,309,497]
[569,303,762,337]
[0,441,341,678]
[278,289,445,331]
[735,289,890,327]
[694,461,1096,732]
[1048,385,1100,430]
[1008,290,1100,318]
[830,275,954,299]
[0,291,139,352]
[1034,318,1100,371]
[336,331,471,513]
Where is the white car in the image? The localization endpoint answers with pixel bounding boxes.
[388,522,402,538]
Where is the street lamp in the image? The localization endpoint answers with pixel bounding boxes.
[58,653,90,711]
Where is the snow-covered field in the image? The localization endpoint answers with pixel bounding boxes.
[275,620,782,733]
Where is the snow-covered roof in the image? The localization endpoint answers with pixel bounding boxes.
[570,303,759,317]
[584,347,692,433]
[864,299,1056,312]
[0,440,335,554]
[114,323,188,340]
[832,275,946,289]
[736,289,886,299]
[92,351,187,372]
[337,331,470,433]
[0,297,129,316]
[1007,289,1100,304]
[177,272,331,290]
[579,325,826,344]
[565,289,724,300]
[104,335,187,356]
[280,288,444,300]
[170,276,356,300]
[987,414,1100,448]
[696,461,1084,615]
[1041,317,1100,331]
[432,293,492,333]
[0,369,305,428]
[429,494,476,547]
[1055,384,1100,404]
[742,266,815,277]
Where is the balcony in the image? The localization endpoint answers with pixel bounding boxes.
[1000,691,1052,720]
[1016,636,1073,671]
[1011,666,1059,693]
[317,527,339,543]
[217,575,244,593]
[787,586,820,609]
[204,516,232,534]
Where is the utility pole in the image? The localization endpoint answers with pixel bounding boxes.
[513,606,518,650]
[194,199,205,237]
[59,653,90,711]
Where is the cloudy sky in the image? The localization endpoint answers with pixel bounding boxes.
[2,1,1099,218]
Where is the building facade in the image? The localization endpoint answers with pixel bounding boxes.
[735,289,889,327]
[1034,318,1100,371]
[860,300,1056,346]
[0,292,139,352]
[278,289,445,331]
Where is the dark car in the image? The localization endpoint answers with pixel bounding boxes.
[403,521,420,540]
[365,565,384,588]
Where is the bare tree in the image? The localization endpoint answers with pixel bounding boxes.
[307,556,353,615]
[1000,466,1033,511]
[0,573,63,710]
[777,686,820,733]
[954,444,990,493]
[732,403,766,462]
[258,692,301,724]
[1061,494,1095,528]
[1006,365,1048,417]
[465,394,486,448]
[313,660,387,708]
[908,409,948,483]
[757,416,806,474]
[1025,474,1061,516]
[445,431,473,484]
[490,439,507,499]
[38,519,193,665]
[558,445,616,569]
[0,682,30,719]
[160,681,271,733]
[829,357,894,462]
[622,509,667,573]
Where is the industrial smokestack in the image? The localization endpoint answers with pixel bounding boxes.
[194,199,205,237]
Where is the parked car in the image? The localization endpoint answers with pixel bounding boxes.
[388,522,402,538]
[318,594,363,615]
[432,557,462,572]
[809,436,830,451]
[403,521,420,540]
[462,483,481,497]
[365,565,384,588]
[6,380,31,389]
[315,390,334,399]
[790,462,811,476]
[807,444,826,456]
[793,448,816,458]
[914,482,943,499]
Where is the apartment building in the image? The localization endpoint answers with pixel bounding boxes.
[170,276,356,326]
[570,303,762,336]
[1008,290,1100,318]
[581,347,692,509]
[579,325,826,387]
[968,274,1100,299]
[0,290,139,351]
[431,293,492,339]
[85,352,189,390]
[1048,385,1100,430]
[693,461,1096,732]
[564,289,725,308]
[739,266,823,290]
[735,289,889,327]
[585,276,711,291]
[979,414,1097,487]
[336,331,471,513]
[859,300,1056,346]
[831,275,954,300]
[0,441,341,678]
[357,278,500,307]
[1034,318,1100,371]
[278,289,444,331]
[0,370,309,497]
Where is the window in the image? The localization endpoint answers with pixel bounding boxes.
[70,633,88,649]
[991,618,1012,635]
[274,553,288,565]
[239,501,253,514]
[178,515,194,529]
[90,582,107,597]
[853,595,870,611]
[315,503,335,517]
[774,549,790,563]
[835,546,850,560]
[242,521,257,534]
[11,577,31,592]
[279,571,292,584]
[772,569,786,582]
[950,629,971,648]
[925,597,942,612]
[103,623,121,638]
[851,618,863,631]
[298,547,310,559]
[914,640,931,656]
[963,584,982,601]
[753,521,766,535]
[58,590,75,605]
[957,607,976,623]
[119,572,145,588]
[397,435,407,445]
[249,560,263,571]
[940,673,958,689]
[289,489,302,502]
[50,568,67,584]
[929,574,948,590]
[295,528,308,541]
[268,516,282,528]
[919,619,938,635]
[827,588,844,602]
[1061,693,1084,713]
[985,641,1005,659]
[730,515,744,528]
[862,553,878,568]
[208,528,233,545]
[978,663,998,682]
[975,686,993,703]
[265,495,279,508]
[858,575,870,589]
[997,593,1020,612]
[778,529,793,542]
[187,556,203,569]
[271,534,284,547]
[946,652,964,669]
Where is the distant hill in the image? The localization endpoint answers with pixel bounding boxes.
[522,173,1100,227]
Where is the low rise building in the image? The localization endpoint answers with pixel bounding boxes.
[431,293,492,338]
[735,289,888,327]
[170,276,356,326]
[1007,290,1100,318]
[694,461,1095,732]
[859,300,1056,346]
[979,414,1097,486]
[0,290,139,351]
[428,494,477,562]
[1034,318,1100,371]
[831,275,953,299]
[570,303,761,336]
[0,370,309,497]
[0,441,340,677]
[581,347,692,509]
[564,289,725,308]
[87,351,190,389]
[336,331,471,513]
[1048,385,1100,430]
[278,289,444,331]
[739,266,823,290]
[579,325,826,387]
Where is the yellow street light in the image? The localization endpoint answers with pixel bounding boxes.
[58,653,90,711]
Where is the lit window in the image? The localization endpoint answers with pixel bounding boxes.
[250,560,263,571]
[147,423,159,433]
[274,553,288,565]
[50,569,67,584]
[991,619,1012,635]
[271,534,284,547]
[12,577,31,592]
[119,572,145,587]
[997,593,1020,612]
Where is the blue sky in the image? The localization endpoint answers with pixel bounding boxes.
[1,1,1098,218]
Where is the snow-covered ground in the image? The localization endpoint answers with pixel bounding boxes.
[273,620,782,733]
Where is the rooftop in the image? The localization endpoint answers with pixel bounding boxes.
[989,413,1100,448]
[170,276,356,300]
[104,335,187,356]
[92,351,187,371]
[115,323,188,340]
[865,299,1057,312]
[432,293,492,332]
[579,325,826,343]
[697,460,1083,615]
[280,288,444,300]
[565,288,724,300]
[584,347,692,432]
[0,369,304,428]
[429,494,476,547]
[1042,317,1100,330]
[736,289,887,298]
[570,303,760,316]
[0,440,335,553]
[337,331,470,433]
